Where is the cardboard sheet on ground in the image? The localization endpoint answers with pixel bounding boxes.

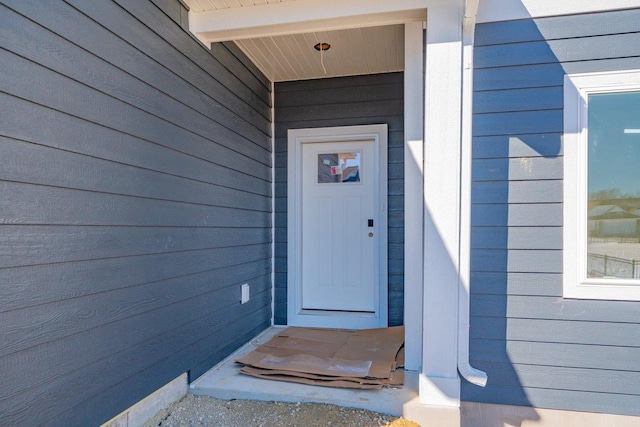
[236,326,404,389]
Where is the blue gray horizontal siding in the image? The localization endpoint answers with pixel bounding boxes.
[466,9,640,416]
[150,0,190,30]
[0,1,271,426]
[273,73,404,326]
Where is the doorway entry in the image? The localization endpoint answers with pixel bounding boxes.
[287,124,388,328]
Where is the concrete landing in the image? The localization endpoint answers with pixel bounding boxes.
[190,327,419,417]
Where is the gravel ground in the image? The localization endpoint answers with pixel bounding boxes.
[143,394,420,427]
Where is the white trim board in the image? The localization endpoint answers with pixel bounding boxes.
[403,21,425,372]
[189,0,443,42]
[421,3,464,407]
[270,81,277,325]
[287,124,389,329]
[477,0,640,23]
[193,10,425,43]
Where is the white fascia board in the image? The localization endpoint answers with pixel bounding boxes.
[194,11,426,42]
[189,0,449,42]
[478,0,640,23]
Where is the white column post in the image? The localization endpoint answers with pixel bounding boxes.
[421,3,464,407]
[403,20,425,372]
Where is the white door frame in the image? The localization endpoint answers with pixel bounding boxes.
[287,124,388,329]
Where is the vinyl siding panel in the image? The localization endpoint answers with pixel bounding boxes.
[0,1,271,425]
[475,33,640,68]
[470,339,640,371]
[472,317,640,346]
[462,386,640,416]
[1,96,271,196]
[150,0,190,30]
[466,9,640,416]
[473,86,563,113]
[471,226,562,250]
[472,180,563,204]
[474,9,640,46]
[473,134,563,159]
[273,73,404,326]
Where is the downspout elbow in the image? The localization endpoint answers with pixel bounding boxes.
[458,349,488,387]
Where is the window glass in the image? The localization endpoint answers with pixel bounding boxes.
[587,91,640,279]
[317,152,361,183]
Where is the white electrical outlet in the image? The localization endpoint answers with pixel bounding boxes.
[241,283,250,304]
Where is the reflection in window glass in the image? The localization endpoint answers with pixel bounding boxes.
[317,152,361,183]
[587,91,640,279]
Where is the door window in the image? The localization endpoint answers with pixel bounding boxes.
[317,152,361,183]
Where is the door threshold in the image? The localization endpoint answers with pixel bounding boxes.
[300,309,376,316]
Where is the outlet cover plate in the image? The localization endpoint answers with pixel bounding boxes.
[241,284,250,304]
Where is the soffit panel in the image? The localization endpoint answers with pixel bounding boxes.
[235,25,404,82]
[183,0,412,81]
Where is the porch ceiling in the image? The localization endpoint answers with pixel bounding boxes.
[182,0,426,81]
[233,25,404,82]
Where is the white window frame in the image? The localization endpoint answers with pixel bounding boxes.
[563,69,640,301]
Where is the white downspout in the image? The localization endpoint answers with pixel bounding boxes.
[458,0,488,388]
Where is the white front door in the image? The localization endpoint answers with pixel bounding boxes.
[301,141,376,312]
[287,125,388,329]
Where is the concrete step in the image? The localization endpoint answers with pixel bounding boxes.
[190,327,419,416]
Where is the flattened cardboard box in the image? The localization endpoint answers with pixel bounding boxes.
[239,366,404,390]
[237,326,404,389]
